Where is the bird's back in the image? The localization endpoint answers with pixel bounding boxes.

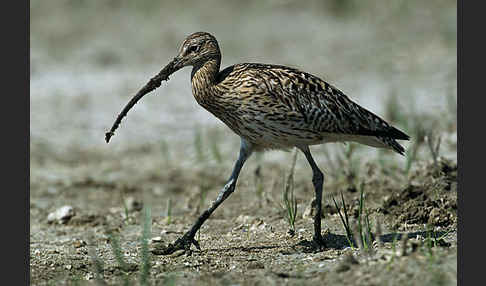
[205,63,409,153]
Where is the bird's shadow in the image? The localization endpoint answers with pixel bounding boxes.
[295,230,452,253]
[198,230,451,255]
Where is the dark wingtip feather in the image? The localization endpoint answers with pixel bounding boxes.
[388,126,410,141]
[389,139,406,156]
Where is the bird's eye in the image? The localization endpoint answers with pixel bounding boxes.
[188,45,200,53]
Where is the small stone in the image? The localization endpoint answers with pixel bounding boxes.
[47,206,75,224]
[65,265,72,270]
[151,236,163,243]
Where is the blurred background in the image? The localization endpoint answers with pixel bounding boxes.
[30,2,457,283]
[30,0,456,167]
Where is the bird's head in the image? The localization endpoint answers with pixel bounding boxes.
[104,32,221,143]
[170,31,221,71]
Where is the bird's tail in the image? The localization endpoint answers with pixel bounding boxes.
[378,126,410,155]
[381,137,407,155]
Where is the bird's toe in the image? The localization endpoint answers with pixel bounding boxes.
[153,233,200,256]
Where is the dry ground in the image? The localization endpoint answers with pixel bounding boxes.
[30,1,457,285]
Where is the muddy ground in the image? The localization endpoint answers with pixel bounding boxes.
[30,1,457,285]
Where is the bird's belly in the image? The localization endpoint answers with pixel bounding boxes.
[217,112,325,150]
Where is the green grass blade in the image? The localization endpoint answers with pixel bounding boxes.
[140,205,152,286]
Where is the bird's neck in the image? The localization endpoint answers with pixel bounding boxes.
[191,58,221,106]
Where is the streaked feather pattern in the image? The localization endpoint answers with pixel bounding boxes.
[191,61,409,153]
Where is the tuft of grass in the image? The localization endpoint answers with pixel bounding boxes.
[425,230,435,263]
[89,245,105,284]
[375,219,383,248]
[103,205,154,285]
[107,233,130,286]
[357,183,373,251]
[387,233,400,268]
[333,183,374,251]
[119,190,130,224]
[332,191,354,248]
[423,225,452,266]
[196,185,210,247]
[403,139,420,177]
[282,150,299,234]
[139,205,152,286]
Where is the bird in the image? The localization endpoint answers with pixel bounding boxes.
[105,31,410,254]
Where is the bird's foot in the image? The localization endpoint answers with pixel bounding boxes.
[153,233,200,256]
[294,233,327,253]
[312,234,326,252]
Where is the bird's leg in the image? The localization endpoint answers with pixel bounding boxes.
[299,146,326,248]
[161,139,253,255]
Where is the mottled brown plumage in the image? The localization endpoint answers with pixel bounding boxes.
[105,31,409,254]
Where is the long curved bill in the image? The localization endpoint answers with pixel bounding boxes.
[105,57,184,143]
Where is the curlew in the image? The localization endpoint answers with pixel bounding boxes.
[105,32,409,254]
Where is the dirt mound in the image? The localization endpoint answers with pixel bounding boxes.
[380,158,457,229]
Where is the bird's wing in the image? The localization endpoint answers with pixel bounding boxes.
[225,63,409,140]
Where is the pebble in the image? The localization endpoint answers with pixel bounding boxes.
[151,236,164,244]
[47,206,75,224]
